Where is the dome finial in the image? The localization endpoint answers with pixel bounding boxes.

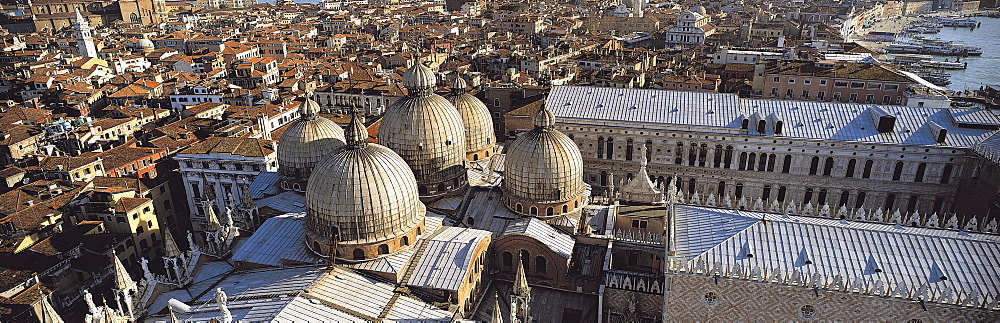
[300,91,319,119]
[532,104,555,129]
[402,60,436,94]
[345,109,368,148]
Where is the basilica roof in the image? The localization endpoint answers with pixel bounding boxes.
[277,98,345,182]
[447,76,496,155]
[503,107,586,204]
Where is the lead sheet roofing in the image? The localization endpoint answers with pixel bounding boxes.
[674,205,1000,303]
[545,86,1000,147]
[406,226,492,291]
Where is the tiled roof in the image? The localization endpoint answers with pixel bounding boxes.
[178,137,275,157]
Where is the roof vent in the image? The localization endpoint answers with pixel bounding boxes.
[864,255,881,274]
[868,106,896,133]
[928,121,947,144]
[795,248,812,266]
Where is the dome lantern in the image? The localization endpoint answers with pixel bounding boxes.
[276,95,345,191]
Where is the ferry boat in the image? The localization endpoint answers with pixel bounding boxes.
[917,60,967,69]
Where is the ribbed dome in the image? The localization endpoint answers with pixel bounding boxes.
[447,77,496,156]
[137,38,154,50]
[305,115,425,246]
[402,62,437,92]
[277,99,345,185]
[503,107,585,204]
[379,64,467,194]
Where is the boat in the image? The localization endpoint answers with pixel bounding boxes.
[917,60,967,69]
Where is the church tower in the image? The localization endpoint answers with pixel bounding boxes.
[511,260,531,323]
[73,9,98,58]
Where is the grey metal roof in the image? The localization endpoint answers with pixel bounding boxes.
[674,205,1000,308]
[230,213,322,268]
[407,226,492,291]
[272,296,366,322]
[254,191,307,214]
[545,86,1000,148]
[192,266,323,303]
[502,217,576,259]
[249,171,281,199]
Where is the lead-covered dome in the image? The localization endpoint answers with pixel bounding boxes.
[447,77,496,162]
[503,106,586,215]
[277,98,345,191]
[305,113,425,260]
[379,62,467,199]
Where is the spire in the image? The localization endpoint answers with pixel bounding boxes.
[73,9,97,58]
[205,202,221,231]
[111,252,134,290]
[344,109,368,148]
[513,259,530,297]
[490,291,503,323]
[619,144,663,204]
[163,228,182,258]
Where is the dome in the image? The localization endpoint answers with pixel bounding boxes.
[305,113,425,258]
[693,6,707,15]
[503,106,585,208]
[402,61,437,92]
[379,63,467,198]
[277,98,345,189]
[446,77,496,161]
[137,38,154,50]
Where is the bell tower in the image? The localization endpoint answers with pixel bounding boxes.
[73,9,98,57]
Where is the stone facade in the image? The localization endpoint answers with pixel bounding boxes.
[603,273,1000,321]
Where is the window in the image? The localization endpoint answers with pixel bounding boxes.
[818,189,827,205]
[688,143,698,166]
[823,157,834,176]
[855,192,867,209]
[770,88,778,97]
[914,163,926,182]
[735,183,744,199]
[892,162,904,181]
[762,185,771,200]
[885,193,896,211]
[845,159,856,177]
[849,93,859,103]
[724,146,734,169]
[773,77,780,83]
[809,157,819,175]
[819,79,827,86]
[884,84,899,91]
[834,81,848,88]
[833,92,842,101]
[786,88,794,98]
[777,186,787,202]
[867,83,882,90]
[713,145,723,168]
[865,94,874,104]
[597,137,605,158]
[354,249,365,260]
[850,82,865,89]
[882,95,891,105]
[863,160,873,178]
[941,164,953,184]
[818,91,826,100]
[535,256,547,274]
[688,178,696,194]
[801,90,810,100]
[717,181,726,196]
[675,142,684,164]
[147,220,153,228]
[803,188,814,205]
[502,252,513,269]
[378,244,389,255]
[631,220,648,228]
[738,152,747,170]
[766,154,776,172]
[803,78,811,85]
[606,138,614,159]
[747,153,756,171]
[787,78,795,84]
[839,191,850,207]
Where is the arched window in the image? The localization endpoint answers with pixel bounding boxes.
[529,207,537,215]
[892,162,904,180]
[766,154,776,172]
[606,138,614,159]
[855,192,867,209]
[600,171,608,186]
[502,252,513,269]
[823,157,834,176]
[688,143,698,166]
[757,153,767,171]
[914,163,926,183]
[735,183,744,199]
[698,144,708,167]
[782,155,792,173]
[818,189,827,205]
[839,191,850,207]
[437,183,446,192]
[473,154,479,161]
[519,250,530,271]
[803,188,814,205]
[130,12,139,23]
[941,164,953,184]
[762,185,772,200]
[675,142,684,164]
[688,178,696,194]
[863,160,874,178]
[516,204,523,213]
[714,145,723,168]
[562,205,568,213]
[493,98,500,107]
[757,120,766,133]
[809,157,820,175]
[353,249,365,260]
[777,186,787,202]
[906,195,919,212]
[747,153,756,171]
[717,181,726,196]
[535,256,547,275]
[401,236,409,246]
[846,159,856,178]
[932,197,944,214]
[724,146,734,168]
[597,137,605,158]
[419,186,428,195]
[378,244,389,255]
[738,152,747,170]
[884,193,896,211]
[546,207,554,216]
[625,139,634,160]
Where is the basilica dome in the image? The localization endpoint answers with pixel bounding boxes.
[277,98,345,191]
[446,77,496,162]
[136,38,154,51]
[305,113,425,260]
[502,106,586,217]
[378,62,467,199]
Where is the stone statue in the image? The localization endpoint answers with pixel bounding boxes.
[140,257,153,281]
